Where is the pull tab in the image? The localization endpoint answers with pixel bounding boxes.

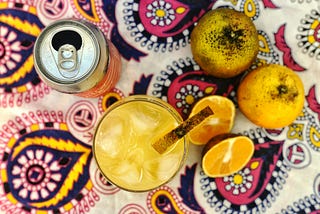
[58,44,78,72]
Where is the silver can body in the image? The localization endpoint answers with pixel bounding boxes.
[33,19,120,97]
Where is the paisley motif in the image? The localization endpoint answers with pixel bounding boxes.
[178,164,205,213]
[281,194,320,213]
[239,0,260,20]
[256,30,280,66]
[215,141,284,203]
[150,58,241,119]
[200,128,289,213]
[0,0,319,213]
[147,186,194,213]
[98,88,125,113]
[304,85,320,152]
[260,0,278,8]
[0,9,48,107]
[306,85,320,121]
[0,111,94,213]
[71,0,112,37]
[72,0,100,22]
[139,0,190,37]
[102,0,148,61]
[0,1,37,15]
[122,0,215,54]
[275,24,306,71]
[216,0,277,19]
[297,9,320,60]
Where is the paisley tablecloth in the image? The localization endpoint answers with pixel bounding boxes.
[1,0,320,213]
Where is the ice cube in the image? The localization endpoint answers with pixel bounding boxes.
[132,103,166,131]
[127,148,144,167]
[96,115,130,158]
[110,160,143,185]
[143,154,181,182]
[142,159,158,182]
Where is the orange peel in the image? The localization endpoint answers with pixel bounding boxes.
[152,106,213,154]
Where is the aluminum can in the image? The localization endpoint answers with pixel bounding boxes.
[33,19,121,98]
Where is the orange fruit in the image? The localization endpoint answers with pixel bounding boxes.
[190,8,259,78]
[202,133,254,178]
[187,95,235,145]
[152,106,213,154]
[237,64,305,129]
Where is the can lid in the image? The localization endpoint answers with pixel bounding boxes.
[33,19,109,93]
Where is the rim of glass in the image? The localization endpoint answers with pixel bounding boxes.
[92,95,189,192]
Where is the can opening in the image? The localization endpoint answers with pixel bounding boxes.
[51,30,82,51]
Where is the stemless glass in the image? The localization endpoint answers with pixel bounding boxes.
[93,95,189,192]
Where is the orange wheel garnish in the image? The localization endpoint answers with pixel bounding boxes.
[187,95,235,145]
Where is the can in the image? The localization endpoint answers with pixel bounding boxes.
[33,19,121,98]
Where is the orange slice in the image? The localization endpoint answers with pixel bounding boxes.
[152,106,213,154]
[187,95,235,145]
[202,133,254,178]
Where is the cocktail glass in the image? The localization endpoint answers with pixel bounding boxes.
[93,95,189,192]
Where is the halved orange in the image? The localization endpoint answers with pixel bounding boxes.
[187,95,235,145]
[202,133,254,178]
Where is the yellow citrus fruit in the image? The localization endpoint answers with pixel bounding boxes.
[187,95,235,145]
[237,64,305,128]
[190,8,259,78]
[202,133,254,178]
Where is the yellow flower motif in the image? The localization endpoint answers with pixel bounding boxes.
[146,0,176,26]
[224,168,253,195]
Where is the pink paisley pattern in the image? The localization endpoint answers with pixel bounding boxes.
[274,24,306,71]
[306,85,320,121]
[151,57,241,119]
[139,0,191,37]
[0,0,320,213]
[216,141,284,205]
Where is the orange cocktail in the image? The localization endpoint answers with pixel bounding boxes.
[93,95,188,192]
